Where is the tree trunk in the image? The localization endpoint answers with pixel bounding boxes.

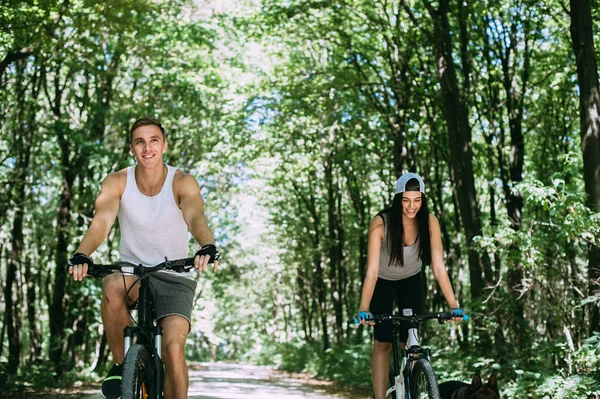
[5,207,24,374]
[490,3,533,350]
[324,126,344,343]
[569,0,600,333]
[3,58,39,373]
[343,163,369,283]
[50,126,76,375]
[46,59,78,373]
[424,0,490,301]
[292,179,328,348]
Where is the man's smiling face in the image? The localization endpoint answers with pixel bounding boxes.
[130,124,167,168]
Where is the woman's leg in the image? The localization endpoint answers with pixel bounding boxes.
[372,339,392,399]
[370,278,394,399]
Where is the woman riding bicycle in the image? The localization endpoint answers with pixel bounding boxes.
[356,172,463,399]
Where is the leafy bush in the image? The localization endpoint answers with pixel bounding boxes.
[267,339,372,386]
[309,343,372,386]
[276,339,314,373]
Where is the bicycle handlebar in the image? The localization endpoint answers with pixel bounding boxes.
[354,310,469,325]
[87,257,196,279]
[373,311,469,324]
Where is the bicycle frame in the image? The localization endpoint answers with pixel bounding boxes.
[359,308,466,399]
[387,310,411,398]
[385,309,436,399]
[89,258,196,399]
[123,275,164,398]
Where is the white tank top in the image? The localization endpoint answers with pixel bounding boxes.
[118,165,190,270]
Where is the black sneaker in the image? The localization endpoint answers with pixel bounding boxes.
[101,363,123,399]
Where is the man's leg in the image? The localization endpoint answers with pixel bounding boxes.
[99,273,138,398]
[101,273,139,363]
[161,315,190,399]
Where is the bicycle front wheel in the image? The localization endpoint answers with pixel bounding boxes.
[409,359,440,399]
[122,344,154,399]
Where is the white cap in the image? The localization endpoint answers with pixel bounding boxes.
[395,172,425,194]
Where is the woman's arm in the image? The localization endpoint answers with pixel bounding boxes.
[358,215,385,320]
[429,214,459,309]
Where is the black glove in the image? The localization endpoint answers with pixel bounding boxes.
[68,253,94,270]
[195,244,221,264]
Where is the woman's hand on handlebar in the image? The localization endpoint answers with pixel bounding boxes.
[194,244,221,272]
[355,311,375,326]
[448,308,466,323]
[67,253,93,281]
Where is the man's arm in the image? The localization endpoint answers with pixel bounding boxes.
[69,172,122,281]
[177,173,218,271]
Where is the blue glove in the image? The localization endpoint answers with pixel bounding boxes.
[449,308,468,320]
[354,311,374,324]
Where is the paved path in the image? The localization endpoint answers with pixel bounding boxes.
[187,362,350,399]
[17,362,366,399]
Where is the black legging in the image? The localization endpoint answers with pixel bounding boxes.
[369,272,423,343]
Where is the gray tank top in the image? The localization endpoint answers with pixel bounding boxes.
[378,213,422,281]
[118,165,190,274]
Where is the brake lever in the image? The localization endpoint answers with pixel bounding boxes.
[87,265,112,279]
[164,257,194,273]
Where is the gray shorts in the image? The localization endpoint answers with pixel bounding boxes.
[146,271,197,326]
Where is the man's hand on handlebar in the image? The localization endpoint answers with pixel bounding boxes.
[67,253,93,281]
[194,244,221,272]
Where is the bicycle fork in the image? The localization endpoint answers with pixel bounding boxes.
[123,325,165,399]
[387,334,408,398]
[123,277,165,398]
[123,325,163,358]
[388,308,420,399]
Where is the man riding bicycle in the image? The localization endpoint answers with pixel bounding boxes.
[67,117,220,399]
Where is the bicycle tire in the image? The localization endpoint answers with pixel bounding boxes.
[122,344,154,399]
[409,359,440,399]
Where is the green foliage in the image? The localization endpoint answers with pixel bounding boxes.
[2,0,600,397]
[308,343,372,386]
[507,371,599,399]
[276,340,313,372]
[264,338,372,387]
[0,359,97,393]
[431,332,600,399]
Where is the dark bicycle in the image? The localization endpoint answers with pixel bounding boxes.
[88,257,196,399]
[360,309,467,399]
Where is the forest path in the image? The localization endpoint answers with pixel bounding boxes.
[15,361,369,399]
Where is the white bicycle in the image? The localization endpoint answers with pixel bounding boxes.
[370,309,467,399]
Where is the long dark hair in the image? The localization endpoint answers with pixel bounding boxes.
[379,178,431,266]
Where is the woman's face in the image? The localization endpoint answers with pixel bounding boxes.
[402,191,422,219]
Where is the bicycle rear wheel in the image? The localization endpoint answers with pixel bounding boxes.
[122,344,154,399]
[409,359,440,399]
